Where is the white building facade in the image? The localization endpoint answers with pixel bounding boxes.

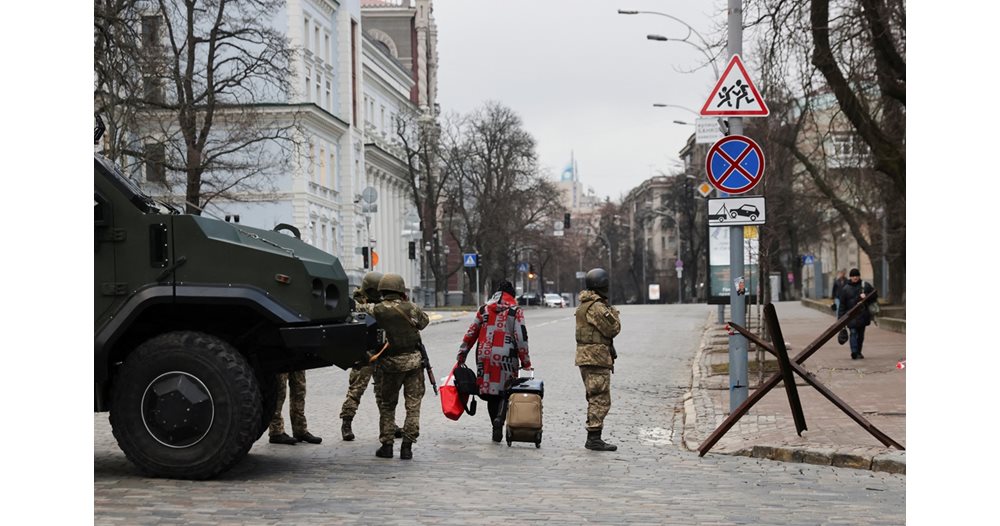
[131,0,435,294]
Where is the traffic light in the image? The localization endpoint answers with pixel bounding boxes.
[563,212,571,229]
[476,252,482,268]
[528,264,536,280]
[408,241,416,260]
[361,246,370,269]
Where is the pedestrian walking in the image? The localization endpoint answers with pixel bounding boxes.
[837,268,875,360]
[370,273,429,460]
[456,279,532,442]
[269,371,322,444]
[575,268,621,451]
[831,269,847,313]
[339,271,401,441]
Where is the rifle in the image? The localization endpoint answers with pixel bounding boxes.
[418,341,438,396]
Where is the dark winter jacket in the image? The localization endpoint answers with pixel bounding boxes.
[837,279,874,328]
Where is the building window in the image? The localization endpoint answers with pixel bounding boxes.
[327,151,339,190]
[829,132,869,167]
[380,106,385,131]
[303,18,310,52]
[324,33,330,63]
[307,142,314,179]
[351,19,358,125]
[305,69,311,102]
[326,80,332,110]
[144,143,166,183]
[141,15,164,103]
[318,147,326,185]
[314,25,320,56]
[316,77,321,106]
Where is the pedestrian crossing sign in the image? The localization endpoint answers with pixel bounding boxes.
[700,54,769,117]
[463,253,478,268]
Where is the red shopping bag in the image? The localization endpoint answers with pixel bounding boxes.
[440,368,465,421]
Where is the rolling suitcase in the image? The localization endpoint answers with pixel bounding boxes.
[504,373,544,448]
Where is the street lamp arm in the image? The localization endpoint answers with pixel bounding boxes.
[647,34,720,78]
[653,103,699,116]
[623,9,716,60]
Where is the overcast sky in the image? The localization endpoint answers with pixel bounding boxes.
[434,0,731,201]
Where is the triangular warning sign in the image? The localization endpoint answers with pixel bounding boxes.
[700,54,769,117]
[465,255,476,266]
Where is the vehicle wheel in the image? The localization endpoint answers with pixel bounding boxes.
[109,331,262,480]
[506,429,512,447]
[255,370,279,441]
[730,211,738,218]
[749,214,758,221]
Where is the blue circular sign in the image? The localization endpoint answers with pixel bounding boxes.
[705,135,765,195]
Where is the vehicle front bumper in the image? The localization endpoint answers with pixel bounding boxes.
[279,320,369,370]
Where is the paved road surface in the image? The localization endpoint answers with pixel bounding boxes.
[95,304,905,525]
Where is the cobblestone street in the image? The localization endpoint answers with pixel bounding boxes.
[95,304,905,525]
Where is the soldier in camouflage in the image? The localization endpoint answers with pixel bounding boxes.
[269,370,322,445]
[575,268,621,451]
[338,272,401,441]
[370,273,429,460]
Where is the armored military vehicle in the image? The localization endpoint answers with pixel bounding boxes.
[94,120,367,479]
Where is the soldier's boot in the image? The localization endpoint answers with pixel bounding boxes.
[585,430,617,452]
[269,432,297,445]
[394,425,403,439]
[375,443,393,459]
[399,441,413,460]
[294,431,322,444]
[341,418,355,441]
[492,425,503,443]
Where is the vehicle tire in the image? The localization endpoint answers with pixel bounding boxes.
[730,211,738,218]
[749,214,758,221]
[255,370,279,441]
[109,331,262,480]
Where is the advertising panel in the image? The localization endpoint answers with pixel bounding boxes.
[707,225,760,305]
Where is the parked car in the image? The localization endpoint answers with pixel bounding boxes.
[543,293,566,308]
[517,293,540,306]
[730,204,760,221]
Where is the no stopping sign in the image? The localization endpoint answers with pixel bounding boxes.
[705,135,765,195]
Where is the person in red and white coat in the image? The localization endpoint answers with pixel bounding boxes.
[457,280,532,442]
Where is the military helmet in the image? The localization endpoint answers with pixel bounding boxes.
[378,273,406,294]
[362,271,384,294]
[585,268,610,291]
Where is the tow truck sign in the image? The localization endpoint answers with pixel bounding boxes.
[707,196,766,226]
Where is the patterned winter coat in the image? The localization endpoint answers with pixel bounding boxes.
[457,291,531,396]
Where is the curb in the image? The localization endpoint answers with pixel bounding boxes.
[680,314,905,475]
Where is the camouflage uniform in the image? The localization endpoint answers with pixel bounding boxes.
[269,370,308,436]
[372,294,429,445]
[575,289,621,432]
[339,288,383,420]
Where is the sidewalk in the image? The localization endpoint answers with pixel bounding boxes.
[681,300,906,474]
[426,309,474,326]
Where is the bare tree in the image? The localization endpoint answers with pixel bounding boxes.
[748,0,905,302]
[94,0,144,171]
[94,0,303,214]
[442,102,565,298]
[394,109,452,305]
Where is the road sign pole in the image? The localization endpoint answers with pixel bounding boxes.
[727,0,749,411]
[476,266,481,306]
